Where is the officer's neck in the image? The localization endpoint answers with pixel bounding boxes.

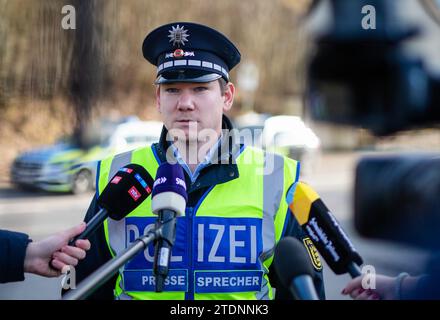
[173,133,221,173]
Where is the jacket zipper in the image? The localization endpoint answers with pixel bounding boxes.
[184,186,215,300]
[185,206,194,300]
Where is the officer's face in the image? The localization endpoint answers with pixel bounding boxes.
[156,80,235,142]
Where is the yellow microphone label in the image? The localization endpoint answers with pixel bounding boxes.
[289,182,320,225]
[303,237,323,271]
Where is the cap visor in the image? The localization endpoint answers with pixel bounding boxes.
[155,72,222,84]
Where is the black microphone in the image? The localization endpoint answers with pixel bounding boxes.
[68,163,154,246]
[151,162,188,292]
[287,181,363,277]
[274,237,320,300]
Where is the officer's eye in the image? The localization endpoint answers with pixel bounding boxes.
[194,86,208,92]
[164,88,179,94]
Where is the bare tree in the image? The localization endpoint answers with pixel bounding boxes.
[67,0,106,148]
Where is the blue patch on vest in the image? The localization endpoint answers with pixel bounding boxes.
[193,217,263,270]
[124,217,188,270]
[195,271,263,293]
[123,269,188,292]
[121,216,264,293]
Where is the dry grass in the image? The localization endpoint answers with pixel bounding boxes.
[3,0,437,184]
[0,0,314,181]
[0,93,157,181]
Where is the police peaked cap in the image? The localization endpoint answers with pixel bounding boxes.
[142,22,241,84]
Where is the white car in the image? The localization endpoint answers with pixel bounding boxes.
[11,118,163,194]
[261,115,321,175]
[101,119,163,153]
[233,112,271,148]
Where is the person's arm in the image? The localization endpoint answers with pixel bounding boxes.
[0,230,30,283]
[62,196,117,300]
[24,223,90,277]
[0,224,90,283]
[342,273,421,300]
[408,252,440,299]
[270,212,326,300]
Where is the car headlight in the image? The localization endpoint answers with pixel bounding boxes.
[43,162,70,174]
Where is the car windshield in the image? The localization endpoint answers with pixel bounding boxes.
[57,121,120,149]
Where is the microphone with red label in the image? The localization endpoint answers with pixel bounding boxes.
[68,163,154,246]
[286,181,363,277]
[151,162,188,292]
[62,163,178,300]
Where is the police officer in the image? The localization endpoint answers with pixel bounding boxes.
[70,22,325,300]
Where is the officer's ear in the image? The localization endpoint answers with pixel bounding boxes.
[222,82,235,112]
[155,85,162,113]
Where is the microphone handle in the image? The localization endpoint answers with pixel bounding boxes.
[154,209,177,292]
[62,227,161,300]
[347,262,362,278]
[50,207,108,270]
[154,240,172,292]
[290,275,320,300]
[68,207,107,246]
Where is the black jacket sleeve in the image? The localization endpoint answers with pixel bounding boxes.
[406,252,440,299]
[269,212,326,300]
[0,230,30,283]
[62,196,117,300]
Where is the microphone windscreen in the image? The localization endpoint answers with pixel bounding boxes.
[288,182,363,274]
[152,162,188,202]
[151,162,188,216]
[98,163,154,220]
[274,237,315,288]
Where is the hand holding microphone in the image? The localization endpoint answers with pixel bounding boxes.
[68,163,154,246]
[52,164,154,269]
[61,163,162,300]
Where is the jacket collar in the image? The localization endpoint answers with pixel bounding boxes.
[153,115,242,191]
[155,115,241,163]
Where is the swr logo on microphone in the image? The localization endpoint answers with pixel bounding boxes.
[176,177,186,190]
[128,186,142,201]
[153,177,167,188]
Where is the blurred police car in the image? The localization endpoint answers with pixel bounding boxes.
[261,115,321,174]
[233,111,271,148]
[10,118,163,194]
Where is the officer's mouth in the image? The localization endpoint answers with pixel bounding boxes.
[175,120,198,125]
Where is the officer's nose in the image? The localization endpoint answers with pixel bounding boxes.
[176,90,195,111]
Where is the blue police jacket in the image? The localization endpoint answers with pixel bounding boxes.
[0,230,30,283]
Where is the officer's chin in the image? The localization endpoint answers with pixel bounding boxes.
[168,125,200,144]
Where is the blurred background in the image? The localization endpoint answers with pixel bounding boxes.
[0,0,439,299]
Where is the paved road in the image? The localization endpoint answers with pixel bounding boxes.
[0,187,92,299]
[0,151,430,299]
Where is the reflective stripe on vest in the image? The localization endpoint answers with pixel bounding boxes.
[99,145,299,300]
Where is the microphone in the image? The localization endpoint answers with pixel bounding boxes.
[274,237,320,300]
[287,181,363,277]
[151,162,188,292]
[68,163,154,245]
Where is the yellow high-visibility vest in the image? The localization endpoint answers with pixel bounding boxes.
[97,145,299,300]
